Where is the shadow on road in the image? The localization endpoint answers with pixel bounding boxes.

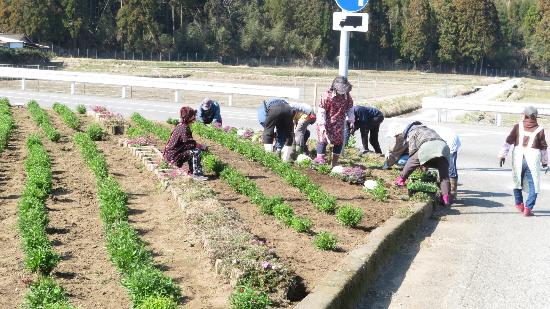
[357,213,442,309]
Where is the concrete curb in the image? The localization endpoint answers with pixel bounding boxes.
[294,201,434,309]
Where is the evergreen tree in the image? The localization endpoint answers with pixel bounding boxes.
[8,0,64,43]
[116,0,161,52]
[531,0,550,72]
[434,0,459,64]
[454,0,502,69]
[400,0,436,65]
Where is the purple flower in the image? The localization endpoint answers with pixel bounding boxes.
[213,122,222,129]
[261,261,272,269]
[92,105,107,113]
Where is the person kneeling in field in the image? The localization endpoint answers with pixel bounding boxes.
[196,98,222,126]
[163,106,208,181]
[383,121,452,207]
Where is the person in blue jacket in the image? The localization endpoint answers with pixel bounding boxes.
[344,106,384,154]
[196,98,222,125]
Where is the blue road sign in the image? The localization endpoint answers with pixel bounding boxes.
[335,0,368,12]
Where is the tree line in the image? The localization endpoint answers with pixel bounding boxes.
[0,0,548,73]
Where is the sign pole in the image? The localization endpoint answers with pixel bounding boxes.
[338,29,350,77]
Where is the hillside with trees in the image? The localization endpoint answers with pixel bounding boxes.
[0,0,548,73]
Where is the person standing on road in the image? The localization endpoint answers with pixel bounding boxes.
[163,106,208,181]
[196,98,222,126]
[383,121,452,206]
[257,98,294,162]
[344,105,384,155]
[498,106,548,216]
[289,102,317,155]
[314,76,355,167]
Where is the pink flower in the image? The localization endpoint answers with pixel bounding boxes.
[261,261,272,270]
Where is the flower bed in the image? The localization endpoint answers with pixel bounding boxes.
[0,98,14,153]
[121,139,299,307]
[27,100,61,142]
[18,134,72,308]
[73,133,181,307]
[52,102,81,130]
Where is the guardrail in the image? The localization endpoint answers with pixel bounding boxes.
[0,67,301,105]
[422,97,550,126]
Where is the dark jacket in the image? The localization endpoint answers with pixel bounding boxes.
[163,123,197,166]
[352,106,384,127]
[197,101,222,124]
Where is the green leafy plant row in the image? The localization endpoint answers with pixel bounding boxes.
[130,113,171,142]
[202,152,314,235]
[52,102,81,130]
[0,98,14,154]
[73,132,181,308]
[27,100,61,142]
[191,122,338,214]
[17,134,73,308]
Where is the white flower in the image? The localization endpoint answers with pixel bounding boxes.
[296,154,311,163]
[237,129,246,137]
[364,180,378,190]
[331,165,344,174]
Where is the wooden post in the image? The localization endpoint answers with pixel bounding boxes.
[175,90,180,103]
[228,94,233,107]
[70,82,76,95]
[21,78,26,90]
[122,86,127,99]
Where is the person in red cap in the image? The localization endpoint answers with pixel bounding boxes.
[498,106,548,216]
[196,98,222,126]
[289,102,317,155]
[163,106,208,181]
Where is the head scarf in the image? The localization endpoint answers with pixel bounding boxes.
[331,76,352,94]
[180,106,196,124]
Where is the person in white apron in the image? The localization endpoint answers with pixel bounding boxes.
[498,106,548,216]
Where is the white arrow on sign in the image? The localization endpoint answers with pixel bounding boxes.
[359,0,364,6]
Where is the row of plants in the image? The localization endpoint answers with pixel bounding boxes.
[73,132,181,309]
[27,101,61,142]
[129,114,365,229]
[165,176,297,308]
[0,98,14,153]
[130,113,171,142]
[201,152,316,236]
[191,123,339,214]
[18,134,73,308]
[52,103,81,130]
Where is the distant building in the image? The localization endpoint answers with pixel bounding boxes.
[0,33,48,49]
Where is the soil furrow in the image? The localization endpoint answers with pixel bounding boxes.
[43,111,129,308]
[97,136,232,309]
[0,106,36,307]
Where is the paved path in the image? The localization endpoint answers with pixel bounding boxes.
[358,120,550,308]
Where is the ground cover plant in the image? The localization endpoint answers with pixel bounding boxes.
[18,134,73,308]
[27,100,61,142]
[52,102,81,130]
[191,122,338,214]
[202,152,318,238]
[0,98,14,153]
[73,132,181,307]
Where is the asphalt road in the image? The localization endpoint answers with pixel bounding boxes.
[358,114,550,308]
[3,88,549,309]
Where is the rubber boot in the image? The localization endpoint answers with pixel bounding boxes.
[281,146,293,162]
[331,154,340,167]
[314,154,326,164]
[442,194,451,207]
[523,207,533,217]
[450,177,458,202]
[264,144,273,152]
[515,202,525,212]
